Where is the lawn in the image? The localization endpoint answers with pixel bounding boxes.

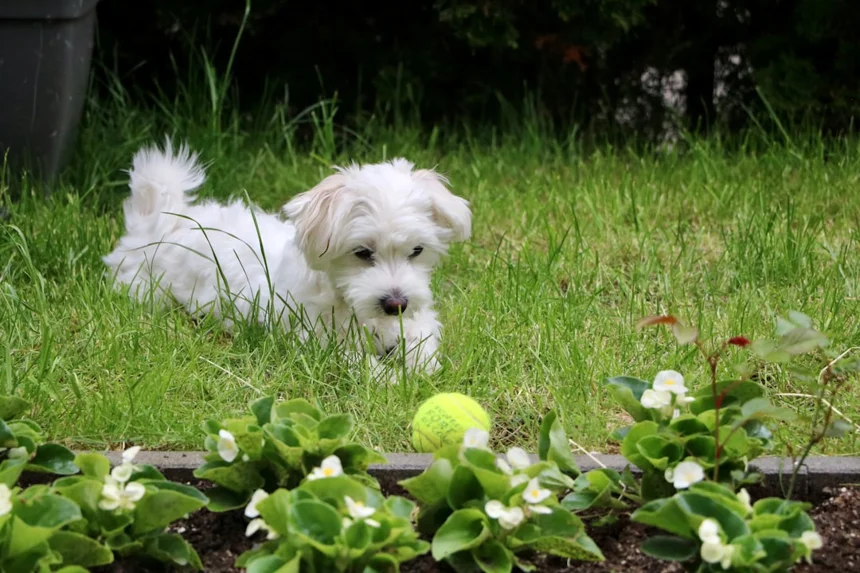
[2,90,859,456]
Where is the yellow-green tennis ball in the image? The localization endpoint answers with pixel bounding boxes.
[412,393,491,453]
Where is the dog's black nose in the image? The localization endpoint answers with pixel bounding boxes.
[380,293,408,316]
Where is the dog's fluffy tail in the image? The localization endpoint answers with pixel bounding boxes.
[122,139,206,235]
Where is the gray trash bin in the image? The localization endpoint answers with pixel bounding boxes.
[0,0,101,182]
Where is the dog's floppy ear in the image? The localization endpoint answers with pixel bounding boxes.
[283,173,348,269]
[412,168,472,243]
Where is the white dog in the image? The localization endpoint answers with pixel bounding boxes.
[103,140,471,376]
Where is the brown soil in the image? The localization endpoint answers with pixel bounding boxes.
[94,484,859,572]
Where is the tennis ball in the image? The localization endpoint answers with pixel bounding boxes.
[411,393,491,453]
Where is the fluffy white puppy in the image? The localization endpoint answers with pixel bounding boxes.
[103,140,471,375]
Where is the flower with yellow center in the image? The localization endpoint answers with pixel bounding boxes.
[665,460,704,489]
[308,455,343,480]
[653,370,687,395]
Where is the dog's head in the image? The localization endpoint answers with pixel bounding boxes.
[283,158,471,324]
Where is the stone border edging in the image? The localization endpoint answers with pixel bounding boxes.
[42,451,860,504]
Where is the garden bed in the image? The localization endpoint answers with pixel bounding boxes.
[26,453,860,573]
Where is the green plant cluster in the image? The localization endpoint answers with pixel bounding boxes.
[0,397,208,572]
[235,476,429,572]
[195,396,386,512]
[3,309,854,572]
[589,311,856,571]
[400,412,604,571]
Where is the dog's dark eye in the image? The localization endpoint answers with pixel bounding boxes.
[354,248,374,261]
[409,246,424,258]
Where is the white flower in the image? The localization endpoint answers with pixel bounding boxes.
[99,480,145,511]
[244,489,269,518]
[0,485,12,516]
[701,540,734,569]
[801,530,823,551]
[737,489,752,514]
[246,518,279,540]
[641,389,672,410]
[672,409,681,419]
[122,446,142,464]
[506,447,531,470]
[308,455,343,480]
[667,460,704,489]
[653,370,687,395]
[510,474,530,487]
[345,496,380,528]
[111,463,134,484]
[485,500,506,518]
[698,519,721,544]
[484,500,524,530]
[217,430,239,463]
[7,447,27,460]
[523,478,552,504]
[496,458,513,475]
[462,428,490,450]
[529,505,553,515]
[498,506,524,529]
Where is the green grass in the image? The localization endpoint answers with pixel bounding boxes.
[2,82,860,457]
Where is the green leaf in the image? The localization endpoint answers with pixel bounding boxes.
[473,539,513,573]
[779,327,828,355]
[49,531,114,567]
[193,460,264,493]
[274,399,322,422]
[605,376,651,422]
[14,492,82,529]
[825,420,852,438]
[334,443,387,470]
[631,498,694,538]
[345,519,372,551]
[8,495,82,557]
[398,458,454,505]
[750,340,791,363]
[0,419,17,448]
[299,475,372,508]
[0,457,27,487]
[251,396,275,426]
[74,453,111,479]
[461,448,510,500]
[692,380,764,405]
[431,508,490,560]
[672,323,699,345]
[290,499,341,546]
[447,465,484,510]
[143,480,210,504]
[385,496,417,520]
[143,532,204,569]
[256,489,292,536]
[620,421,659,471]
[317,414,353,440]
[523,509,604,561]
[676,492,749,538]
[28,443,78,475]
[538,411,579,476]
[740,398,796,422]
[0,396,31,420]
[204,486,252,512]
[132,488,208,535]
[640,535,698,561]
[636,435,684,470]
[246,555,301,573]
[669,414,711,436]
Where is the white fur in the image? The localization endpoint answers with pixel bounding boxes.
[103,140,472,377]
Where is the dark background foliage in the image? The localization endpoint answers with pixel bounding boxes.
[94,0,860,138]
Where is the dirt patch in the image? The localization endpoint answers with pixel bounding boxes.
[93,485,859,572]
